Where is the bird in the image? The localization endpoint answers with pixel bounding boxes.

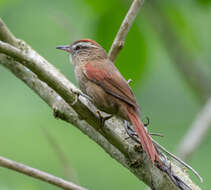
[56,39,160,164]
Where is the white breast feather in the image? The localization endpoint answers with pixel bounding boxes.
[69,54,72,63]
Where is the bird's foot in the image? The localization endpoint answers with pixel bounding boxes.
[124,120,140,143]
[124,120,163,143]
[71,89,93,106]
[96,111,112,129]
[76,90,94,103]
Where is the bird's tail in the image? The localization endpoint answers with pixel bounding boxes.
[127,107,161,164]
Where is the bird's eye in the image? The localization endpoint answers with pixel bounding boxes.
[75,45,81,51]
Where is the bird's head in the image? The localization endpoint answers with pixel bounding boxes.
[56,39,107,64]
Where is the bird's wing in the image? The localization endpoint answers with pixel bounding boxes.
[84,60,139,112]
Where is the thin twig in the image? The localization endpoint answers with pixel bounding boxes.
[0,18,18,46]
[42,128,80,184]
[146,0,211,103]
[152,140,203,183]
[108,0,144,62]
[0,156,87,190]
[176,97,211,160]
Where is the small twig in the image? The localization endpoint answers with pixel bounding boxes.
[108,0,144,62]
[152,140,203,183]
[0,156,87,190]
[146,0,211,103]
[0,18,18,46]
[177,97,211,160]
[150,133,164,137]
[42,128,80,184]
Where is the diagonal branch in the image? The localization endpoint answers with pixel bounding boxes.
[176,97,211,160]
[108,0,144,62]
[146,1,211,104]
[0,18,201,190]
[0,19,17,46]
[0,156,87,190]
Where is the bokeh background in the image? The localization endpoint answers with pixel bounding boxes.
[0,0,211,189]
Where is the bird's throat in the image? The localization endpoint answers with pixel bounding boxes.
[69,54,73,63]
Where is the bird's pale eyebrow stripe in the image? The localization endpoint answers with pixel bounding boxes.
[72,42,98,49]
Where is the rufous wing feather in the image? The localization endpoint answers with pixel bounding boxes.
[84,61,140,113]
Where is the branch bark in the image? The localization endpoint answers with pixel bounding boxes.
[0,156,87,190]
[108,0,144,62]
[0,19,17,46]
[0,15,201,190]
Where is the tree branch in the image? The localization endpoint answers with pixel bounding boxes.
[146,1,211,103]
[0,18,18,46]
[108,0,144,62]
[176,97,211,160]
[0,17,201,190]
[0,156,87,190]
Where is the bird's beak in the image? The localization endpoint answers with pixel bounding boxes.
[56,45,72,53]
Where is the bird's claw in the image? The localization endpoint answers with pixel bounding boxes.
[78,90,94,102]
[97,111,112,128]
[71,90,80,106]
[71,89,94,106]
[124,120,163,143]
[124,120,140,143]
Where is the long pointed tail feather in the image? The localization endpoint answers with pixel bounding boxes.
[127,107,161,164]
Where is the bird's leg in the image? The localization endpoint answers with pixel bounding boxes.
[77,90,94,103]
[76,91,114,128]
[71,89,94,106]
[124,120,140,143]
[124,120,163,142]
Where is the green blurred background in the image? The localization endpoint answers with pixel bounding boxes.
[0,0,211,189]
